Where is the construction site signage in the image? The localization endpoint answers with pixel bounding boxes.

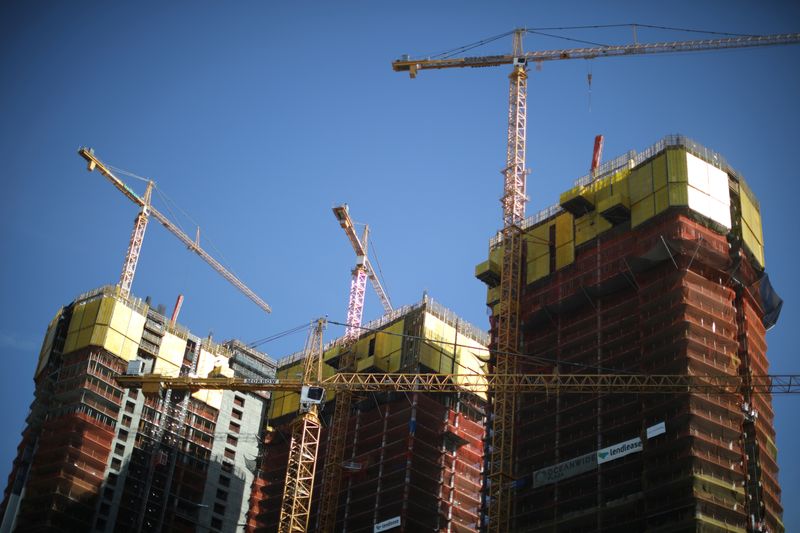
[597,437,643,464]
[532,452,596,488]
[374,516,401,532]
[647,421,666,439]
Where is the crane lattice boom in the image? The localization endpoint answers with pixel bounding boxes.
[78,148,271,314]
[116,372,800,395]
[393,32,800,76]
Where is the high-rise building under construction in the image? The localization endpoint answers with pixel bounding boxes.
[0,285,275,532]
[475,135,784,532]
[248,297,489,532]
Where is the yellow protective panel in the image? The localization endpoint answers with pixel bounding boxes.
[126,310,146,343]
[574,213,597,246]
[68,303,84,335]
[474,259,501,282]
[654,186,669,214]
[668,182,689,206]
[631,195,655,228]
[191,389,209,404]
[323,344,342,363]
[526,222,551,259]
[205,390,223,410]
[158,333,187,368]
[90,325,108,347]
[527,254,550,283]
[381,322,404,372]
[667,148,688,182]
[555,213,574,247]
[63,331,77,354]
[591,176,613,204]
[742,224,765,267]
[36,310,63,378]
[556,243,575,269]
[419,343,446,372]
[628,163,653,204]
[740,189,763,245]
[120,339,139,362]
[486,286,500,306]
[559,184,584,207]
[597,192,630,216]
[652,153,668,191]
[356,355,376,372]
[489,245,503,270]
[526,239,548,261]
[96,297,114,326]
[195,348,215,378]
[104,329,125,357]
[268,395,283,420]
[109,304,132,336]
[77,327,94,349]
[81,299,101,329]
[153,357,180,376]
[385,351,401,373]
[283,394,299,417]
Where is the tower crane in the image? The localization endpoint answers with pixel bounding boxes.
[78,148,271,314]
[392,29,800,531]
[316,205,393,532]
[277,319,326,533]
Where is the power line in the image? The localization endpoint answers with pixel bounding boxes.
[325,319,637,375]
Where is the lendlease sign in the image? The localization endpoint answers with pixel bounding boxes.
[530,433,651,487]
[596,437,643,465]
[533,452,596,487]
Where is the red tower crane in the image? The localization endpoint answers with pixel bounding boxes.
[78,148,271,314]
[392,28,800,532]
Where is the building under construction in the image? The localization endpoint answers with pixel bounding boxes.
[247,297,489,532]
[0,285,275,532]
[475,135,784,532]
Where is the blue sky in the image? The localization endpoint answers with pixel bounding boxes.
[2,0,799,526]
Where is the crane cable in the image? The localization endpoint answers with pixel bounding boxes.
[422,24,765,62]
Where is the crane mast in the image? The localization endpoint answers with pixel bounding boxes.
[393,28,800,532]
[278,319,326,533]
[78,148,271,314]
[119,181,153,298]
[317,205,394,532]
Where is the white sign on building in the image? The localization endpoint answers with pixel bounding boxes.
[374,516,401,532]
[597,437,643,465]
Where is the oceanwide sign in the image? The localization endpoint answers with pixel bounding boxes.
[533,452,597,488]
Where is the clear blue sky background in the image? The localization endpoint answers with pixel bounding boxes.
[1,0,798,527]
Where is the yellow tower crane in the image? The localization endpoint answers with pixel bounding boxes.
[392,28,800,531]
[278,318,326,533]
[78,148,271,313]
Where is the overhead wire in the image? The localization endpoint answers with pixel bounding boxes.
[427,29,516,59]
[107,164,152,184]
[525,29,609,48]
[366,231,391,303]
[526,23,758,38]
[326,319,638,375]
[247,322,312,348]
[410,24,762,63]
[151,181,240,281]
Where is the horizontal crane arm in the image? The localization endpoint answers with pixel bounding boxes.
[79,148,271,314]
[116,372,800,395]
[393,33,800,76]
[148,205,272,313]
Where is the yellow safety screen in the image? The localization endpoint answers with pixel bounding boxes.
[64,295,146,362]
[479,143,766,302]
